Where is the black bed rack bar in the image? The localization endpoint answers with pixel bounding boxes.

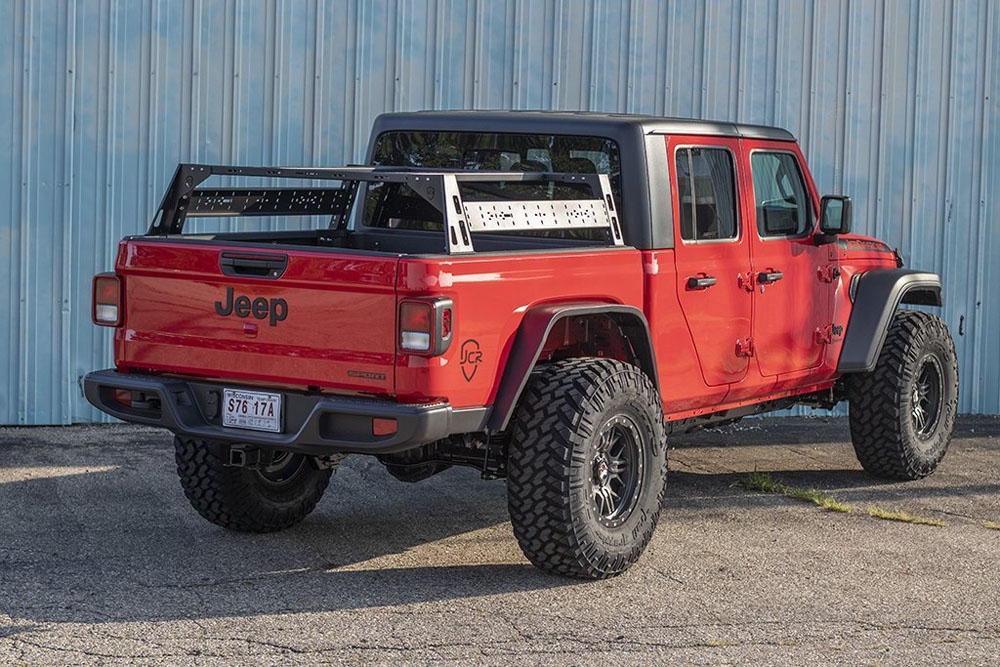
[149,163,623,254]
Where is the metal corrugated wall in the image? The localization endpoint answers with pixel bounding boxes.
[2,0,998,424]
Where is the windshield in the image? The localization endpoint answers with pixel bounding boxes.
[362,131,622,235]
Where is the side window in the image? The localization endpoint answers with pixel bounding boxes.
[750,152,812,237]
[675,147,738,241]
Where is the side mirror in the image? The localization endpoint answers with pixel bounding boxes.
[819,195,852,235]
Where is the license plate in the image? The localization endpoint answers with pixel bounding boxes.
[222,389,282,433]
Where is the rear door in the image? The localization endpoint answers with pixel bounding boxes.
[668,135,753,389]
[117,240,399,395]
[742,141,832,378]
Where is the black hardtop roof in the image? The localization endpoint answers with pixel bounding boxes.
[367,110,798,250]
[373,109,796,142]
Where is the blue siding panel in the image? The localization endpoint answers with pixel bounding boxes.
[1,0,997,423]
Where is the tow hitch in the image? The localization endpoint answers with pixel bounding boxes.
[227,445,345,471]
[226,445,274,470]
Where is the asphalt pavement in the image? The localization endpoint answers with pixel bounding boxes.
[1,416,998,665]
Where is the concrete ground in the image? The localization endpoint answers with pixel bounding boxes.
[0,416,998,665]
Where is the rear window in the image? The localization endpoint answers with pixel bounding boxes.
[675,147,738,242]
[364,131,622,237]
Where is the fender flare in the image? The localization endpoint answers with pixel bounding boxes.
[487,303,659,431]
[837,268,943,373]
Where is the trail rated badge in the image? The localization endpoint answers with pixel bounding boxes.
[460,339,483,382]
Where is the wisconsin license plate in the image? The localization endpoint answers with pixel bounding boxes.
[222,389,282,433]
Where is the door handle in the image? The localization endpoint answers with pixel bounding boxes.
[758,270,784,284]
[687,275,717,290]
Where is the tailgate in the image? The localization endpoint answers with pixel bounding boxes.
[116,240,398,395]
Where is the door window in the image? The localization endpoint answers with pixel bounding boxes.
[750,152,812,237]
[675,147,738,241]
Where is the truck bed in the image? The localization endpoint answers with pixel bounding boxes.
[114,236,642,406]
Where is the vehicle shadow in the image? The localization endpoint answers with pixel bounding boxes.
[667,466,997,494]
[669,416,852,448]
[669,414,999,449]
[0,445,575,625]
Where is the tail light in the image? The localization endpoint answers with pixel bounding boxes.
[92,273,123,326]
[398,297,453,356]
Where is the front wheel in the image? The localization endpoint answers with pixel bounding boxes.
[847,310,959,480]
[506,358,669,579]
[174,437,333,532]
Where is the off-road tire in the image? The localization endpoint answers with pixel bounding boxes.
[174,437,333,532]
[506,358,669,579]
[847,310,958,480]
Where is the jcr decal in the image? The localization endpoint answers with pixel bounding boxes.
[460,339,483,382]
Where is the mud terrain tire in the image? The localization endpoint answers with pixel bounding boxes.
[506,358,669,579]
[174,437,333,532]
[848,310,958,480]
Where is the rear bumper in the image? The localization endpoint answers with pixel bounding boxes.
[83,369,489,455]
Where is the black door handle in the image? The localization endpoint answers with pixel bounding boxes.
[758,270,783,284]
[687,275,717,290]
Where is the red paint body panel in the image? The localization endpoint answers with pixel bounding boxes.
[740,139,832,384]
[657,135,841,413]
[822,233,900,370]
[393,248,645,406]
[642,249,743,412]
[665,135,753,391]
[114,240,399,396]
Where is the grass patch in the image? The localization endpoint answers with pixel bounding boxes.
[784,486,853,514]
[740,471,785,494]
[866,507,946,527]
[740,472,852,513]
[983,521,1000,531]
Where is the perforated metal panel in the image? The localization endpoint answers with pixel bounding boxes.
[464,199,613,232]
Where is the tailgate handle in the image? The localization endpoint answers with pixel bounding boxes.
[220,252,288,279]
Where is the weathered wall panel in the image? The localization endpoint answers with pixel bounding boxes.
[1,0,997,423]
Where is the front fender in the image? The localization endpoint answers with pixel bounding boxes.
[838,269,942,373]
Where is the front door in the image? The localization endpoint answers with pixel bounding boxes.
[743,141,833,377]
[668,136,753,388]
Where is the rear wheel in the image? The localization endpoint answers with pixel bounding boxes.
[174,437,333,532]
[506,358,669,579]
[847,310,958,480]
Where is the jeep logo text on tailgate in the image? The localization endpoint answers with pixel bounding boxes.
[214,287,288,326]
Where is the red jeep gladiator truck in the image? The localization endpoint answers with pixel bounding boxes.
[86,111,957,579]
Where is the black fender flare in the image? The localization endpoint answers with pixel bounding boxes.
[837,268,943,373]
[487,303,659,431]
